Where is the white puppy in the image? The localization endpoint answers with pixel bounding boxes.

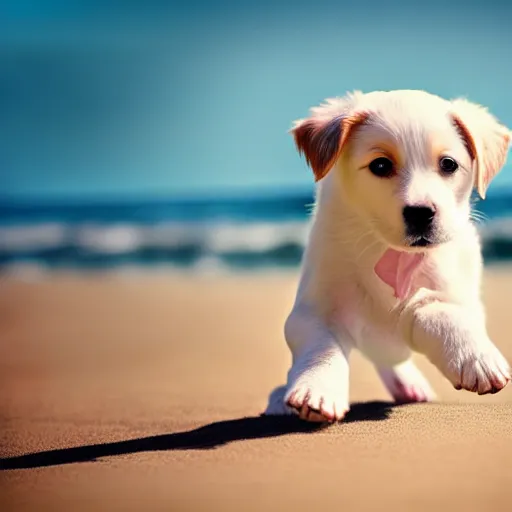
[266,90,512,422]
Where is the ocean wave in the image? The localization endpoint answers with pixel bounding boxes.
[2,217,512,270]
[0,220,310,269]
[0,223,67,251]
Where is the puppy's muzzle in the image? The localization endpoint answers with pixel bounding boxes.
[403,205,436,245]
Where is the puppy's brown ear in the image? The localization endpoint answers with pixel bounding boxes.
[291,95,367,182]
[450,98,511,199]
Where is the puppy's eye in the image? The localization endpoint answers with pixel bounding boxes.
[368,157,394,178]
[439,156,458,174]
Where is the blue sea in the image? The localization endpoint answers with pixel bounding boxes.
[1,190,512,273]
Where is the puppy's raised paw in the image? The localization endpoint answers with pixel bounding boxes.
[448,344,511,395]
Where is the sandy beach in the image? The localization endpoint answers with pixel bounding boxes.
[1,268,512,511]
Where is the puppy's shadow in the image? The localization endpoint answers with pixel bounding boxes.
[0,401,395,471]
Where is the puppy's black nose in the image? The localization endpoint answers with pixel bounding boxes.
[402,205,436,234]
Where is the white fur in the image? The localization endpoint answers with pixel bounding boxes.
[265,90,511,422]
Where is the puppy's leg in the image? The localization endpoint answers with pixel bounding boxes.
[285,340,350,422]
[403,297,511,394]
[280,307,351,423]
[377,359,436,404]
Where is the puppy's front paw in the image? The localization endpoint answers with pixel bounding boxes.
[447,343,511,395]
[285,360,349,423]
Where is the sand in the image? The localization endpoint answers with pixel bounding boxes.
[1,268,512,511]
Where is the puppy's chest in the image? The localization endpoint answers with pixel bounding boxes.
[330,281,412,364]
[326,256,447,363]
[346,304,401,350]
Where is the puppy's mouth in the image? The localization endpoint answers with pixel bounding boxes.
[405,233,449,251]
[410,236,433,248]
[370,220,449,253]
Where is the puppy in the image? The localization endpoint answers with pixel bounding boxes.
[266,90,512,422]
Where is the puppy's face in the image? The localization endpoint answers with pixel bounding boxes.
[293,90,510,252]
[340,108,474,250]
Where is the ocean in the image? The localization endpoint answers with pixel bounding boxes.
[1,189,512,273]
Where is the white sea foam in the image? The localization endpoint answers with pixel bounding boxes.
[0,220,311,255]
[0,223,67,251]
[478,218,512,240]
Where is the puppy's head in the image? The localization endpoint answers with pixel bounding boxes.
[292,90,510,251]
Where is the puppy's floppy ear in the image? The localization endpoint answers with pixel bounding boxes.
[450,98,511,199]
[291,93,367,182]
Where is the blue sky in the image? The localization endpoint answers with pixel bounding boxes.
[1,0,511,199]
